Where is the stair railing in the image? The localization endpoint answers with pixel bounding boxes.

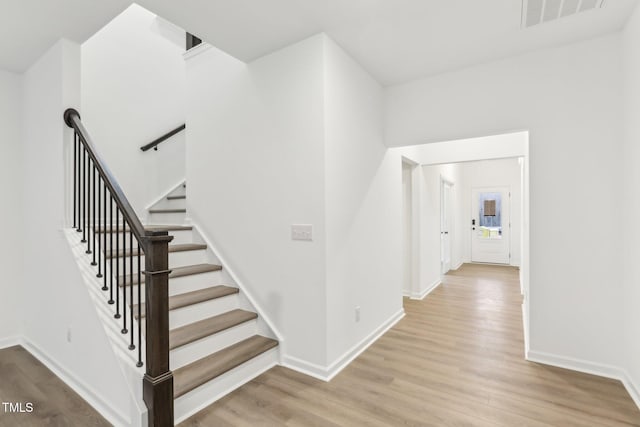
[64,109,175,427]
[140,124,185,152]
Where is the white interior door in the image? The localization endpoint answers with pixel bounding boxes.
[441,180,453,274]
[471,187,510,264]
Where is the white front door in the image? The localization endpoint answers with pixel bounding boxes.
[441,180,453,274]
[471,187,510,264]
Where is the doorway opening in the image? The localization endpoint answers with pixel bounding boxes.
[395,130,530,353]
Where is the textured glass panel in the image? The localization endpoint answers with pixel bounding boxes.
[478,192,502,239]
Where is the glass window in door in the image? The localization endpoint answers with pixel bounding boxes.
[478,192,502,239]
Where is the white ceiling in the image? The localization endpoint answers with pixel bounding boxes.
[1,0,638,85]
[0,0,130,73]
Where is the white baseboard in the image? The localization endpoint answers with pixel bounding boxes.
[281,354,329,381]
[452,261,464,270]
[402,290,411,298]
[324,309,405,381]
[0,336,21,349]
[621,370,640,411]
[526,349,640,411]
[526,350,622,379]
[411,280,441,300]
[521,303,529,356]
[283,308,405,381]
[17,337,130,427]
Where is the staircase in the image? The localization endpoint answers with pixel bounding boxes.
[129,184,278,424]
[64,109,279,426]
[142,184,279,422]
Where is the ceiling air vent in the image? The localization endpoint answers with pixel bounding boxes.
[522,0,605,28]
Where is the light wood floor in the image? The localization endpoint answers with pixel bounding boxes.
[0,345,109,427]
[181,263,640,426]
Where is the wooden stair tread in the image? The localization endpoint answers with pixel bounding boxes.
[106,243,206,259]
[133,285,239,319]
[173,335,278,398]
[145,225,192,231]
[149,208,187,214]
[95,225,193,233]
[169,309,257,350]
[119,263,221,286]
[167,195,186,200]
[170,263,221,277]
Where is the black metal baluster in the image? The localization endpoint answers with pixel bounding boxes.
[109,197,114,304]
[82,148,86,243]
[86,157,92,254]
[115,209,120,319]
[79,141,84,235]
[97,176,102,277]
[102,181,108,290]
[73,133,77,229]
[122,218,128,334]
[137,244,142,367]
[76,135,82,233]
[129,232,134,349]
[91,165,96,262]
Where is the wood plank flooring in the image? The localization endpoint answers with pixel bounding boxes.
[0,345,109,427]
[180,263,640,426]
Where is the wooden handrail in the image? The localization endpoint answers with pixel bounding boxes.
[64,108,175,426]
[140,124,185,152]
[65,109,147,244]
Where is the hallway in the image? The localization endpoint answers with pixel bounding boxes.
[182,264,640,426]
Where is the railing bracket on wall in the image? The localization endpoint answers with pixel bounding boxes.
[140,124,185,152]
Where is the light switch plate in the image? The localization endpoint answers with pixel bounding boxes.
[292,224,313,241]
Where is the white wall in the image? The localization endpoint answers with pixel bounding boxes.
[324,36,402,365]
[386,35,623,368]
[402,162,412,295]
[397,132,528,165]
[0,69,23,342]
[460,158,522,266]
[21,40,134,426]
[622,2,640,400]
[82,4,186,216]
[185,34,403,374]
[185,36,328,367]
[419,163,463,294]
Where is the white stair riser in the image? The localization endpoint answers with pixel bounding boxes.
[167,271,225,294]
[174,347,278,424]
[133,270,226,302]
[167,185,186,198]
[170,320,257,370]
[152,198,186,210]
[139,293,240,330]
[170,294,240,329]
[147,212,187,224]
[108,250,208,273]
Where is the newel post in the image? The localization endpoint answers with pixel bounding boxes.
[142,230,175,427]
